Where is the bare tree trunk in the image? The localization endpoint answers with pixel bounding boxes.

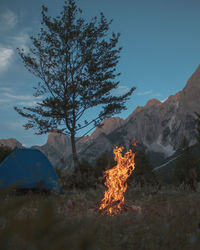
[71,132,81,183]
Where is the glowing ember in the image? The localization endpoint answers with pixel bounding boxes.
[99,145,136,216]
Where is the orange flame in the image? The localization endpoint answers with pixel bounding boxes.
[99,145,135,216]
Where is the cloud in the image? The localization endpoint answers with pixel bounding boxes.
[0,9,18,31]
[3,92,34,101]
[0,46,14,72]
[0,99,10,105]
[18,100,41,107]
[112,85,130,95]
[154,93,163,98]
[136,90,153,96]
[136,90,163,99]
[0,31,30,73]
[3,92,42,101]
[5,120,25,130]
[0,88,42,109]
[0,98,10,103]
[0,87,13,93]
[12,32,29,51]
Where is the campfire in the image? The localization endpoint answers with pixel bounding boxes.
[98,144,137,216]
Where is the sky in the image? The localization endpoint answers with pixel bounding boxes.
[0,0,200,147]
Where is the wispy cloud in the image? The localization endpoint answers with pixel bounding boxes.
[0,87,13,93]
[3,92,41,101]
[0,9,30,72]
[0,46,14,72]
[0,88,14,106]
[18,101,41,107]
[5,120,25,130]
[0,9,18,31]
[0,98,10,103]
[154,92,163,98]
[136,90,153,96]
[12,32,30,51]
[0,31,30,73]
[0,88,42,109]
[136,89,163,99]
[3,92,33,101]
[112,85,130,95]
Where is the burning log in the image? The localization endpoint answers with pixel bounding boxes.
[98,200,121,215]
[88,201,141,217]
[98,144,137,216]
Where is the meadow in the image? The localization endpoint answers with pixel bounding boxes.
[0,184,200,250]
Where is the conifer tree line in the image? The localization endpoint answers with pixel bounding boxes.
[14,0,135,178]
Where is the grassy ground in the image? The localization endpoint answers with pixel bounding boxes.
[0,185,200,250]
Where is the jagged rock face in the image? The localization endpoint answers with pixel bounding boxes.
[33,132,94,169]
[0,138,23,149]
[180,65,200,113]
[79,133,114,164]
[122,93,180,155]
[76,65,200,161]
[33,132,72,169]
[90,117,125,139]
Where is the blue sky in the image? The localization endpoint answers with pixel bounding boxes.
[0,0,200,146]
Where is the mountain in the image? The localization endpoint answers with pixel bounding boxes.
[90,117,125,139]
[71,65,200,165]
[31,118,126,168]
[1,65,200,170]
[0,138,23,149]
[73,65,200,166]
[32,131,72,169]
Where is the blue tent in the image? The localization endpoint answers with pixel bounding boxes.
[0,148,60,191]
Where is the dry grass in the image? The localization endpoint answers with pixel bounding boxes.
[0,185,200,250]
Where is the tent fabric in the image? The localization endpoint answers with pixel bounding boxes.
[0,148,60,191]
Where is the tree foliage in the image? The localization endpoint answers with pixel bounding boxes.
[94,151,116,179]
[195,112,200,144]
[14,0,135,173]
[127,142,157,186]
[174,137,200,191]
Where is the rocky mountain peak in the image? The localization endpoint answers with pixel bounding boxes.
[164,92,181,104]
[179,65,200,113]
[0,138,23,149]
[46,131,71,147]
[182,65,200,94]
[145,98,161,108]
[90,116,125,139]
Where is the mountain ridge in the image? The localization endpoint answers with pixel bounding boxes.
[1,65,200,169]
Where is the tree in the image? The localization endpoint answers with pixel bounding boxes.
[195,112,200,143]
[94,151,116,179]
[14,0,135,177]
[128,142,157,186]
[174,137,200,191]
